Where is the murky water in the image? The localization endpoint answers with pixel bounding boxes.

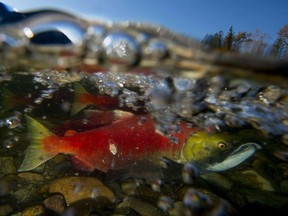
[1,3,288,216]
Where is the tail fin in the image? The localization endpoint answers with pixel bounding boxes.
[18,115,57,172]
[71,83,90,115]
[1,88,16,111]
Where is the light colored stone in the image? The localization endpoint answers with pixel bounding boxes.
[21,204,46,216]
[49,176,115,204]
[18,172,44,181]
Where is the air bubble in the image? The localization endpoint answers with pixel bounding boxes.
[24,106,33,113]
[101,32,140,67]
[41,89,55,99]
[183,189,201,209]
[174,78,192,92]
[34,97,44,104]
[73,182,83,194]
[144,39,168,60]
[137,116,147,125]
[90,188,100,199]
[61,101,71,112]
[168,136,179,145]
[5,115,22,129]
[182,162,199,184]
[158,195,174,212]
[151,179,162,192]
[3,136,19,149]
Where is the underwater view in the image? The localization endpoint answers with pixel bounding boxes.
[1,1,288,215]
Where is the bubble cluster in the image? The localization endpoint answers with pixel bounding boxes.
[158,195,174,212]
[182,162,200,184]
[2,113,22,129]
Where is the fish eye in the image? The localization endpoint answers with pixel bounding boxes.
[217,142,226,149]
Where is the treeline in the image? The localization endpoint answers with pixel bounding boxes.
[202,25,288,58]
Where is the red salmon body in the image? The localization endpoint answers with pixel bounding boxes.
[18,114,195,173]
[45,115,193,172]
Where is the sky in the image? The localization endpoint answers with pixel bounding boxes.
[2,0,288,42]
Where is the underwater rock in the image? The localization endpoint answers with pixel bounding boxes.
[13,187,38,203]
[280,180,288,194]
[62,198,113,216]
[168,201,184,216]
[0,204,13,216]
[200,173,234,191]
[0,157,16,177]
[180,187,234,216]
[228,169,276,192]
[21,204,46,216]
[0,177,18,196]
[113,201,139,216]
[123,196,164,216]
[43,194,67,215]
[120,178,140,196]
[48,176,115,205]
[18,172,44,182]
[276,163,288,179]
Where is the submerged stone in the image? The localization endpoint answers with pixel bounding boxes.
[48,176,115,205]
[43,194,67,215]
[0,157,16,177]
[21,205,46,216]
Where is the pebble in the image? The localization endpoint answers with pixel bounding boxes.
[168,201,184,216]
[201,173,233,190]
[228,169,275,192]
[120,178,139,196]
[0,204,13,216]
[0,157,16,177]
[124,196,164,216]
[18,172,44,182]
[49,176,115,205]
[21,204,46,216]
[113,202,138,216]
[0,179,18,196]
[43,194,66,214]
[280,180,288,194]
[13,187,37,203]
[63,197,112,216]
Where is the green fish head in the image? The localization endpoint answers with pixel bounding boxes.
[181,130,262,172]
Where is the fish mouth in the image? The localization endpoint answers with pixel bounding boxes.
[203,143,261,172]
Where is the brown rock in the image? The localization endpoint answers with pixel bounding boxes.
[18,172,44,182]
[0,204,13,216]
[0,179,18,196]
[168,201,184,216]
[280,180,288,194]
[49,176,115,204]
[43,194,66,214]
[124,196,164,216]
[0,157,16,177]
[21,204,46,216]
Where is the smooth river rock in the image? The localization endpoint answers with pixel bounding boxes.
[48,176,115,205]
